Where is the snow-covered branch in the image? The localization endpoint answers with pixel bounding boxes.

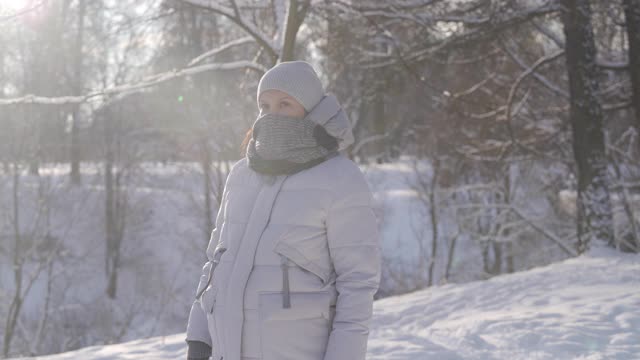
[508,206,577,256]
[597,59,630,70]
[452,203,577,256]
[326,0,442,11]
[0,61,267,106]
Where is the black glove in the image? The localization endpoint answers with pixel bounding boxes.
[187,340,212,360]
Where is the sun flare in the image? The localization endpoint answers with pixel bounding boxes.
[1,0,31,14]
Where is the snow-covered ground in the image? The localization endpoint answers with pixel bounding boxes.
[12,244,639,360]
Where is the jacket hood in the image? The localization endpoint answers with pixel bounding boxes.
[304,93,354,151]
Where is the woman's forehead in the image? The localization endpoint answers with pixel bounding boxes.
[259,89,295,102]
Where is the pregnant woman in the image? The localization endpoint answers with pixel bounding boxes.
[185,60,381,360]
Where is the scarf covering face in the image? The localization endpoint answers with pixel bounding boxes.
[246,112,338,175]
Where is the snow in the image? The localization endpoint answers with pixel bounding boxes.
[9,334,187,360]
[10,244,640,360]
[367,245,640,360]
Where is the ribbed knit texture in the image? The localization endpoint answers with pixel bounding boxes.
[187,340,212,360]
[252,113,329,162]
[246,112,338,175]
[256,61,324,111]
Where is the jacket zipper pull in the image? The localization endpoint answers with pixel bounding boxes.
[280,255,291,308]
[209,297,216,314]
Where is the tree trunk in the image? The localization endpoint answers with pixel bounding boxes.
[561,0,614,253]
[28,105,41,176]
[201,138,214,241]
[372,88,386,162]
[3,166,23,358]
[427,158,440,287]
[70,0,86,185]
[505,241,514,273]
[444,233,458,281]
[503,167,514,273]
[0,41,4,96]
[103,107,121,299]
[280,0,309,61]
[623,0,640,127]
[105,117,115,297]
[481,241,490,275]
[491,241,502,275]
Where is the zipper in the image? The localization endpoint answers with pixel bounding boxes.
[280,254,291,308]
[209,293,216,314]
[259,174,291,309]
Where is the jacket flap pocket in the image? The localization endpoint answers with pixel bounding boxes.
[273,226,331,284]
[259,290,331,321]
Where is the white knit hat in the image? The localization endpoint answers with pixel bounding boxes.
[256,61,325,112]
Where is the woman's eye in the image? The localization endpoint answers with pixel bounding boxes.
[280,102,289,107]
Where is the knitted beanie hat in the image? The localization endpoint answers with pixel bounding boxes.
[256,61,325,112]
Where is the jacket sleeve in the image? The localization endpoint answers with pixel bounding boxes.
[185,170,232,347]
[323,167,382,360]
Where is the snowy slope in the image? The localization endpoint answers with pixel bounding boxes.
[12,244,639,360]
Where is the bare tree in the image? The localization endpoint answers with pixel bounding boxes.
[561,0,614,253]
[623,0,640,127]
[2,159,63,357]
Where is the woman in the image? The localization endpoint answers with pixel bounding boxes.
[185,61,381,360]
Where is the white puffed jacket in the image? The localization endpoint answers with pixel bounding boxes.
[185,94,382,360]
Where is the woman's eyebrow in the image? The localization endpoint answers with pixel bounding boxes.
[260,96,292,103]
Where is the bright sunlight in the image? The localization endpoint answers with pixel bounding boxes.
[0,0,32,15]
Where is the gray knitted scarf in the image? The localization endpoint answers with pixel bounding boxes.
[246,112,338,175]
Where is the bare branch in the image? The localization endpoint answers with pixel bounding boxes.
[505,49,565,130]
[500,40,569,99]
[352,134,388,155]
[358,2,561,68]
[0,1,45,22]
[178,0,279,61]
[531,20,630,71]
[188,36,255,66]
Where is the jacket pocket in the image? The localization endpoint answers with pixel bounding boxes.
[273,225,332,285]
[258,290,332,360]
[199,284,218,315]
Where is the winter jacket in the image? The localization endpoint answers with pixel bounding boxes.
[185,94,382,360]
